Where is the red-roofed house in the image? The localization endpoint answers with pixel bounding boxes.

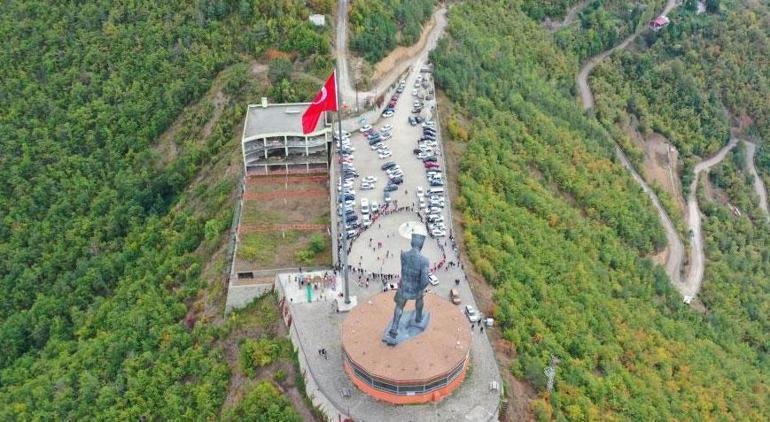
[649,15,670,31]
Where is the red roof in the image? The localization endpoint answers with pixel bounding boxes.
[650,16,670,27]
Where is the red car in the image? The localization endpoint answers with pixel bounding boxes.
[424,162,440,169]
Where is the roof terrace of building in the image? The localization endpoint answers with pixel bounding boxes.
[242,100,330,142]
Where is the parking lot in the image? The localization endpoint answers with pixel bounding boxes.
[335,67,446,243]
[297,64,503,420]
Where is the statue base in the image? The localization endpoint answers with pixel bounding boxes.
[381,310,431,346]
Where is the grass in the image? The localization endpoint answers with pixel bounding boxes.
[237,230,331,268]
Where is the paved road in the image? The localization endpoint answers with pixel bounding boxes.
[744,140,770,220]
[683,139,738,297]
[577,0,679,109]
[335,0,354,106]
[334,1,447,109]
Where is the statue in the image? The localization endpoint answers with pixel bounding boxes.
[383,232,431,346]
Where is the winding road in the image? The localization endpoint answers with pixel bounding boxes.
[335,0,447,110]
[575,0,725,300]
[577,0,680,109]
[682,139,738,298]
[545,1,588,33]
[615,146,684,284]
[744,141,770,220]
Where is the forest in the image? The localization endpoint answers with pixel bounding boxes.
[433,0,768,419]
[348,0,436,63]
[0,0,328,418]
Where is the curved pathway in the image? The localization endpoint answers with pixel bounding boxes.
[577,0,679,109]
[615,146,684,284]
[743,140,770,220]
[682,139,738,298]
[335,1,447,109]
[545,1,588,33]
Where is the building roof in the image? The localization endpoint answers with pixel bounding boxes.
[243,102,328,141]
[650,15,670,27]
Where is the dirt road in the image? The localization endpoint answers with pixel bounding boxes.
[683,139,738,298]
[576,0,692,293]
[615,146,684,284]
[744,140,770,220]
[545,1,588,32]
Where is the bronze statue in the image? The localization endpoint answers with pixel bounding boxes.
[384,232,431,345]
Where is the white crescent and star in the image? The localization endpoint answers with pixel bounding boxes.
[312,87,328,105]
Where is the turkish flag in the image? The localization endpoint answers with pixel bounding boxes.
[302,71,337,134]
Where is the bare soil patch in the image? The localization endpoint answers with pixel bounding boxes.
[369,13,438,83]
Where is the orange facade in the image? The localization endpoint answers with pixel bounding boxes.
[343,358,468,405]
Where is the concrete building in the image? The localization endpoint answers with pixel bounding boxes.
[241,99,332,176]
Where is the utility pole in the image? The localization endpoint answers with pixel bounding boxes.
[334,68,351,305]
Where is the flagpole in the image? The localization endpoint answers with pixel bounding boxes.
[334,69,351,305]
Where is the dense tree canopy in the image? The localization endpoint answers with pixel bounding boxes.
[0,0,327,418]
[433,1,769,419]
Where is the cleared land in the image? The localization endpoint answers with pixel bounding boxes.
[236,176,332,270]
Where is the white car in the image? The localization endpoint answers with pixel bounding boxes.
[431,229,446,238]
[428,274,439,286]
[416,186,424,197]
[359,124,372,133]
[362,213,372,227]
[381,124,393,133]
[379,151,393,159]
[465,305,481,322]
[380,132,392,141]
[382,110,394,118]
[360,198,370,214]
[371,201,380,213]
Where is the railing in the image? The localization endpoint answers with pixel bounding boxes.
[342,350,467,395]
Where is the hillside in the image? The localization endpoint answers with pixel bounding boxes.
[348,0,437,63]
[0,0,329,418]
[433,1,769,419]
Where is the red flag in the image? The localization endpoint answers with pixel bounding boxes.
[302,71,337,134]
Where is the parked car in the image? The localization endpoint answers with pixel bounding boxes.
[382,109,394,118]
[450,288,461,305]
[384,191,393,203]
[423,156,437,162]
[425,162,440,169]
[384,183,398,192]
[428,274,439,286]
[360,198,369,214]
[381,124,393,133]
[408,116,418,126]
[360,124,372,133]
[465,305,481,322]
[371,201,380,213]
[381,161,397,170]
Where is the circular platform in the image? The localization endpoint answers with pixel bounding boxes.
[397,220,427,240]
[341,291,471,404]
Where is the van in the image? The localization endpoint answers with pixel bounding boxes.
[450,288,461,305]
[428,187,444,195]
